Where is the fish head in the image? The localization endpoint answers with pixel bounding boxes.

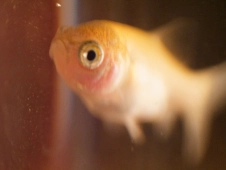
[49,21,129,95]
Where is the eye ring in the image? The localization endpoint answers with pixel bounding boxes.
[79,41,104,69]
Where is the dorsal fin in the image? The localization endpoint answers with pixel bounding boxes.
[153,18,199,67]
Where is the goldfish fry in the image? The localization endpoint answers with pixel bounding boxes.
[49,20,226,164]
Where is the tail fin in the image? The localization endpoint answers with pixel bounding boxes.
[206,62,226,112]
[183,61,226,164]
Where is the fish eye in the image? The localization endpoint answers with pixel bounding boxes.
[79,41,104,69]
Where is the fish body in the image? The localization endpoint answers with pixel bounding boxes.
[49,20,226,163]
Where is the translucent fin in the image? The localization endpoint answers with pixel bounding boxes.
[153,18,199,66]
[183,110,211,164]
[183,62,226,164]
[207,62,226,112]
[125,118,145,144]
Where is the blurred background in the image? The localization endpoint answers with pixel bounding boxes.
[0,0,226,170]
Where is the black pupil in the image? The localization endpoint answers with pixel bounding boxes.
[87,50,96,61]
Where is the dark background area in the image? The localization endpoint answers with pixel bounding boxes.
[0,0,225,170]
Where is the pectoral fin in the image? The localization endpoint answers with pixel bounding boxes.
[125,118,145,144]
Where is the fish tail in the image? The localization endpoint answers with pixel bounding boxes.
[182,61,226,164]
[206,61,226,113]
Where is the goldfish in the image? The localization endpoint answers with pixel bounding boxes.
[49,20,226,163]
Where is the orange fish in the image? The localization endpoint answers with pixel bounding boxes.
[49,20,226,163]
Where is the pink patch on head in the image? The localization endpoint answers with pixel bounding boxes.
[80,63,120,93]
[67,52,121,94]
